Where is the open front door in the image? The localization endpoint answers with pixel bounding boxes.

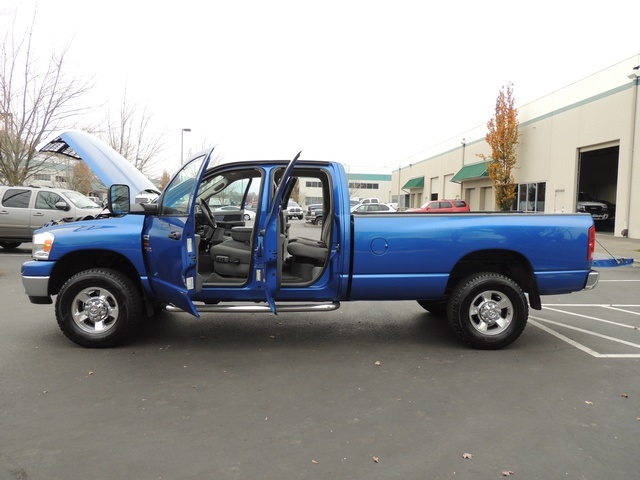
[144,149,213,316]
[261,152,301,313]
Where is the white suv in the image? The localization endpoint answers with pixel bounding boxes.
[0,186,101,249]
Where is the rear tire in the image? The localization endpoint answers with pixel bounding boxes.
[55,268,142,348]
[0,241,21,250]
[448,272,528,349]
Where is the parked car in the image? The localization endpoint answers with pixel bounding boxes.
[577,192,608,221]
[286,200,304,219]
[0,185,102,249]
[212,205,255,221]
[305,204,324,225]
[408,199,470,213]
[351,203,396,213]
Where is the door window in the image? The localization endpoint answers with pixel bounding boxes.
[35,191,63,209]
[161,154,207,215]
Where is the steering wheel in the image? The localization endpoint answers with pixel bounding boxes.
[197,199,217,229]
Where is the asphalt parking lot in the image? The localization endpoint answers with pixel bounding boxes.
[1,234,639,480]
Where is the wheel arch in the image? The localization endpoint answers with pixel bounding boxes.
[49,249,144,297]
[447,249,541,310]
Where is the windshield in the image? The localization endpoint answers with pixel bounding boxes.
[63,190,100,209]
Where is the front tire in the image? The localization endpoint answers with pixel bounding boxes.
[0,241,21,250]
[448,273,528,349]
[55,268,142,348]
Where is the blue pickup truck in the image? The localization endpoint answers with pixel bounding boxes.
[22,130,602,350]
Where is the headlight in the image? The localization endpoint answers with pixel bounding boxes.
[32,231,55,260]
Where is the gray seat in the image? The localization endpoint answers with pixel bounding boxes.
[210,227,253,277]
[287,212,330,262]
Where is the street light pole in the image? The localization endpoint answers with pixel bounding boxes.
[181,128,191,165]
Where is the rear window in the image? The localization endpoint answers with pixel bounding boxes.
[453,200,467,207]
[2,188,31,208]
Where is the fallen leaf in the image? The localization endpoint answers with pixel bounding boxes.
[374,361,381,366]
[462,453,474,459]
[585,401,593,405]
[88,371,94,376]
[501,471,515,476]
[620,393,629,398]
[311,460,318,464]
[372,456,380,463]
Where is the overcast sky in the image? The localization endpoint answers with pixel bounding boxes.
[3,0,640,175]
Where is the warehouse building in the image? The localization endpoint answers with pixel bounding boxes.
[391,54,640,239]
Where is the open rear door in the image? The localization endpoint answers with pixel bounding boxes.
[261,152,301,313]
[144,149,214,316]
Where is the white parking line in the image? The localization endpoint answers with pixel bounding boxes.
[541,306,640,329]
[542,304,640,307]
[598,280,640,282]
[529,317,640,359]
[529,317,640,358]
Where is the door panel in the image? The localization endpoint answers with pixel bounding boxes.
[144,150,213,315]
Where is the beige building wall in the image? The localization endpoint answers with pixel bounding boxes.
[391,54,640,238]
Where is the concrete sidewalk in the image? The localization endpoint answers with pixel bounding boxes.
[595,232,640,264]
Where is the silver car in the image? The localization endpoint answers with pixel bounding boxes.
[0,186,101,249]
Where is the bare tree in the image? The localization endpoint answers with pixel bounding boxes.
[0,9,92,185]
[103,90,166,176]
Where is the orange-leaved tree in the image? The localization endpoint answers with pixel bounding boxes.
[478,83,519,211]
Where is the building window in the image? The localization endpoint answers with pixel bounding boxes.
[517,182,546,212]
[306,181,322,188]
[55,175,67,183]
[348,182,379,190]
[34,173,51,181]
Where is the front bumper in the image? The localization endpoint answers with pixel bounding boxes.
[21,260,54,304]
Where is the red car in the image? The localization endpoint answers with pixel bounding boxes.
[408,199,470,213]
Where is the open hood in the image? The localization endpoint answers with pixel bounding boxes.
[38,130,161,198]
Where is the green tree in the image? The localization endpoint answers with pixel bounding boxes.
[478,83,519,211]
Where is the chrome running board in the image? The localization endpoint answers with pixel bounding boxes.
[165,301,340,314]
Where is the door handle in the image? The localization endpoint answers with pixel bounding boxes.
[168,231,181,240]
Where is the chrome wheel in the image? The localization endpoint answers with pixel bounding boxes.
[71,286,120,334]
[468,289,513,335]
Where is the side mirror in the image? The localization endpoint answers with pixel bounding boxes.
[55,201,70,212]
[108,184,131,215]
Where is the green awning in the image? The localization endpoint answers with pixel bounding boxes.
[402,176,424,189]
[451,162,489,183]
